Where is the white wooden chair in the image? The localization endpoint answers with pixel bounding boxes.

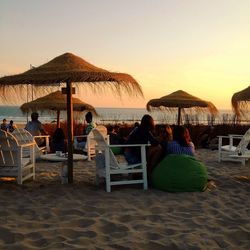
[92,128,148,192]
[0,129,35,184]
[74,125,109,161]
[218,128,250,165]
[12,128,50,158]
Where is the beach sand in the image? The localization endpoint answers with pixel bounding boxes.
[0,149,249,249]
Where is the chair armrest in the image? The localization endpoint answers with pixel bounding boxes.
[217,135,230,139]
[20,142,35,148]
[228,134,243,139]
[34,135,50,139]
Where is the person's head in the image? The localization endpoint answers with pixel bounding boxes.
[172,125,190,146]
[31,112,39,121]
[107,125,114,134]
[2,118,6,124]
[140,114,155,131]
[113,125,120,133]
[85,112,93,123]
[134,122,139,128]
[10,120,13,125]
[159,125,173,142]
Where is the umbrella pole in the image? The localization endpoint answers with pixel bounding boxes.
[66,81,74,183]
[57,110,60,128]
[177,107,181,125]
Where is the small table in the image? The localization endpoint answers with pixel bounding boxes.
[40,153,88,162]
[229,154,250,179]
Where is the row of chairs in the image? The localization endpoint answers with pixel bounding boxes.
[1,125,249,191]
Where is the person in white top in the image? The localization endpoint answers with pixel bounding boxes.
[25,112,47,146]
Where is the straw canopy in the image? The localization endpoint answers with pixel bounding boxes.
[147,90,218,125]
[231,85,250,118]
[0,52,143,183]
[0,52,143,97]
[20,90,97,128]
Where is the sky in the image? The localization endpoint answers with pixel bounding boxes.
[0,0,250,109]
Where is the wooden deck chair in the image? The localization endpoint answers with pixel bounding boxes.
[12,128,50,158]
[92,128,148,192]
[74,125,109,161]
[218,128,250,165]
[0,129,35,184]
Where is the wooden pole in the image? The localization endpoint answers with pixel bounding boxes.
[56,110,60,128]
[66,81,74,183]
[177,107,181,125]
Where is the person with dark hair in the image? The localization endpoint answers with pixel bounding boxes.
[108,125,125,145]
[166,125,195,156]
[74,111,96,150]
[52,128,66,152]
[85,111,95,135]
[1,118,8,131]
[7,120,16,133]
[25,112,47,146]
[124,115,162,184]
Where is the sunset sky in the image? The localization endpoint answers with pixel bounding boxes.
[1,0,250,109]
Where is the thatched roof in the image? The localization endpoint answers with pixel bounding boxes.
[0,52,143,102]
[20,90,97,115]
[147,90,218,114]
[231,85,250,118]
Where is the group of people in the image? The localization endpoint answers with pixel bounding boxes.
[123,115,195,179]
[25,112,67,152]
[1,118,16,133]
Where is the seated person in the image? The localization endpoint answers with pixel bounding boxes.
[124,115,161,182]
[25,112,47,146]
[107,125,125,145]
[52,128,66,153]
[1,118,8,131]
[7,120,16,133]
[74,111,95,149]
[166,125,195,156]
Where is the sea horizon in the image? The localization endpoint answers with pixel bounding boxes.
[0,105,239,126]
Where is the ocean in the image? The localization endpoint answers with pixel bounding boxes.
[0,105,238,126]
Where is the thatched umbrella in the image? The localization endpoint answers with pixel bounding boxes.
[20,90,97,128]
[231,85,250,119]
[0,52,143,183]
[147,90,218,125]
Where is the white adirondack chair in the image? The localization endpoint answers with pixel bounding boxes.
[74,125,109,161]
[12,128,50,158]
[0,129,35,184]
[218,128,250,165]
[92,128,148,192]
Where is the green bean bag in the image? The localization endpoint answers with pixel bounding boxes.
[152,154,208,192]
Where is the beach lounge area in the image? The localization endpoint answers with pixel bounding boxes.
[1,1,250,249]
[0,148,249,249]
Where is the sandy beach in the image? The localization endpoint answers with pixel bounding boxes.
[0,149,249,250]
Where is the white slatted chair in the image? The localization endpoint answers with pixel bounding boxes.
[74,125,109,161]
[218,128,250,165]
[92,128,148,192]
[12,128,50,158]
[0,129,35,184]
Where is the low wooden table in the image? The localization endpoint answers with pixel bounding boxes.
[40,153,88,162]
[229,154,250,179]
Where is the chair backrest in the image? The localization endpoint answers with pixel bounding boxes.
[87,125,109,150]
[12,128,42,157]
[92,128,123,169]
[12,128,34,144]
[236,128,250,154]
[0,129,19,167]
